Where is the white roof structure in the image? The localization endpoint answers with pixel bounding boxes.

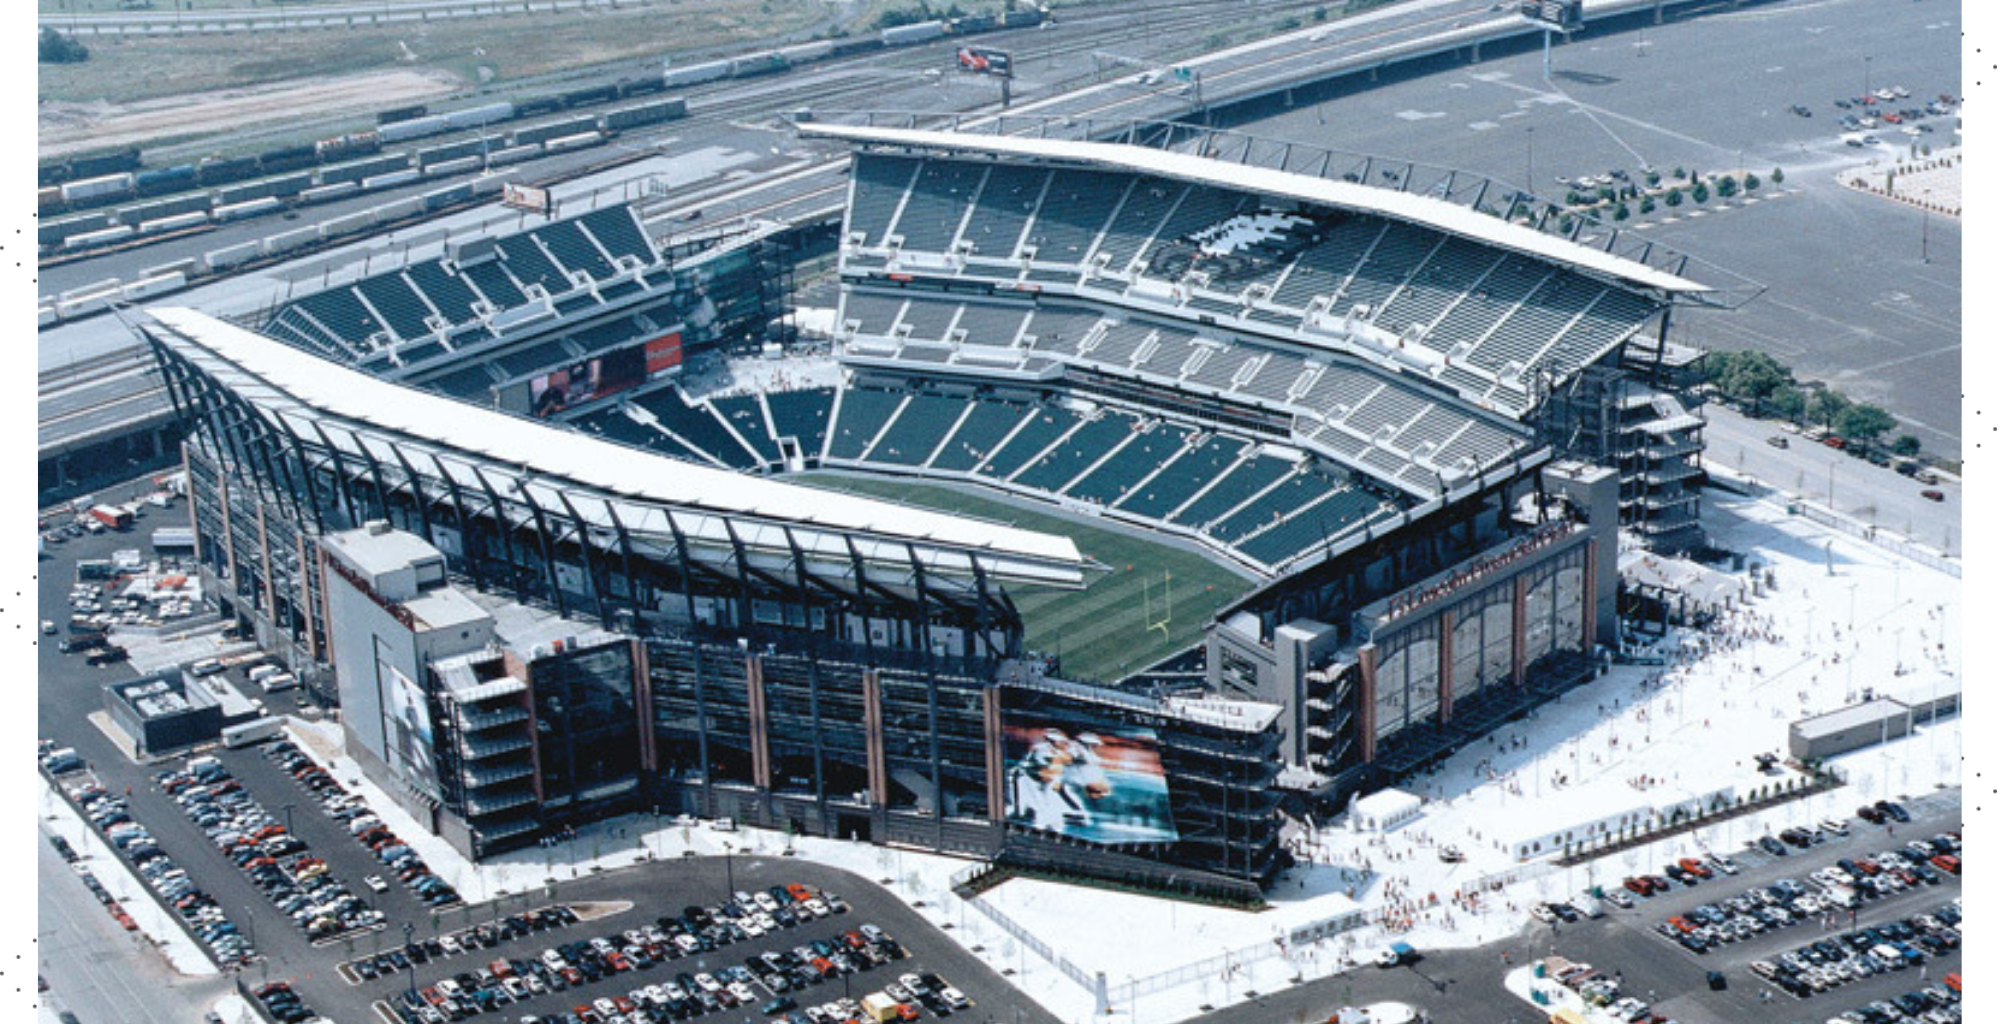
[146,307,1086,585]
[802,123,1710,296]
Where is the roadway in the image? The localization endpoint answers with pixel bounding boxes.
[37,814,235,1024]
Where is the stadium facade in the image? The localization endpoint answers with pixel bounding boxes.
[146,121,1744,896]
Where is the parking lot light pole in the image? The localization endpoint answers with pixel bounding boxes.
[404,922,417,1002]
[280,802,295,836]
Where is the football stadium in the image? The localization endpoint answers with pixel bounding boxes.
[143,112,1752,901]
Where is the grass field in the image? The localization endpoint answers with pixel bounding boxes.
[798,473,1254,685]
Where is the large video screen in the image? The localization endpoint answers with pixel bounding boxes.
[529,345,647,417]
[1003,712,1177,845]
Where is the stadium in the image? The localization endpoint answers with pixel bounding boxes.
[144,113,1749,901]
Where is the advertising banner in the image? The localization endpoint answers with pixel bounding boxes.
[503,182,554,214]
[1003,712,1177,844]
[956,47,1013,77]
[528,345,648,416]
[643,331,684,375]
[382,663,441,801]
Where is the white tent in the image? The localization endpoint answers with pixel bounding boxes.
[1349,788,1423,832]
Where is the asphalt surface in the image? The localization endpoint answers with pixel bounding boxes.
[1223,0,1963,454]
[1702,403,1959,555]
[36,824,235,1024]
[1189,794,1962,1024]
[35,492,1058,1024]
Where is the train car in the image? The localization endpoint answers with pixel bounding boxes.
[135,165,199,198]
[379,115,451,144]
[829,36,886,58]
[514,96,565,119]
[420,155,484,178]
[196,156,262,188]
[39,162,70,189]
[616,75,668,98]
[1000,7,1048,27]
[511,115,598,148]
[319,154,410,186]
[264,173,315,198]
[38,186,65,213]
[880,20,947,47]
[369,196,425,224]
[60,173,136,205]
[662,59,731,89]
[137,212,210,236]
[213,197,285,222]
[39,215,114,249]
[258,144,319,175]
[416,138,492,167]
[603,97,688,132]
[777,40,835,65]
[313,131,383,160]
[376,103,430,126]
[69,147,144,181]
[561,83,619,108]
[950,13,997,33]
[361,168,423,191]
[420,182,475,211]
[484,144,542,167]
[213,197,284,221]
[441,101,516,130]
[297,181,360,205]
[62,225,136,252]
[542,131,605,154]
[727,51,789,78]
[203,241,263,272]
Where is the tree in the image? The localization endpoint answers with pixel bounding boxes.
[1744,173,1761,192]
[1806,388,1852,431]
[1672,166,1686,180]
[1711,350,1790,416]
[1645,169,1661,187]
[1314,5,1330,21]
[1639,194,1656,215]
[1835,404,1897,449]
[1891,434,1922,457]
[1771,167,1785,184]
[1664,189,1683,208]
[39,27,90,64]
[1612,202,1630,221]
[1716,175,1738,198]
[1691,181,1710,204]
[1769,386,1807,423]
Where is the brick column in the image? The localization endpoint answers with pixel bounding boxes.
[862,670,888,808]
[1512,576,1529,687]
[745,653,771,791]
[1357,643,1379,764]
[1438,609,1455,725]
[1580,544,1598,655]
[982,687,1006,824]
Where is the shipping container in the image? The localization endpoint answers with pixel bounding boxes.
[483,144,542,167]
[468,171,516,196]
[37,306,57,327]
[370,196,425,224]
[38,186,64,212]
[319,155,410,185]
[89,505,135,530]
[135,165,200,198]
[264,227,320,255]
[662,59,730,88]
[951,13,997,33]
[265,173,314,198]
[138,213,212,237]
[1000,7,1047,27]
[378,115,451,144]
[604,96,688,131]
[512,115,599,148]
[62,225,136,251]
[362,168,423,190]
[421,155,483,178]
[213,197,285,222]
[880,20,947,46]
[55,290,119,317]
[421,182,474,211]
[121,273,186,299]
[441,101,516,130]
[118,194,211,223]
[61,173,136,204]
[829,36,886,57]
[215,181,276,205]
[142,258,199,280]
[39,162,69,188]
[416,138,491,167]
[222,717,284,748]
[297,181,360,205]
[203,241,263,271]
[542,131,605,154]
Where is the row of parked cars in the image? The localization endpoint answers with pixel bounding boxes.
[1820,964,1963,1024]
[266,738,462,908]
[46,832,141,932]
[61,772,256,967]
[252,980,323,1024]
[1651,829,1961,956]
[158,754,383,942]
[347,906,581,983]
[1749,899,1962,1008]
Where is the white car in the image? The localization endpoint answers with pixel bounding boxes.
[694,973,722,994]
[364,875,389,893]
[753,892,781,914]
[940,987,970,1010]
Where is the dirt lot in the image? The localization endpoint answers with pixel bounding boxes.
[39,68,461,158]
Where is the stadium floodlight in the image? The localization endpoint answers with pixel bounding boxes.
[1518,0,1584,80]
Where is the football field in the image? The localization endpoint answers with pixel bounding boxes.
[799,473,1254,684]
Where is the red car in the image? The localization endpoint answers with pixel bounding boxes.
[1921,489,1945,502]
[1930,854,1960,874]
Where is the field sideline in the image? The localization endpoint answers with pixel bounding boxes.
[797,473,1253,685]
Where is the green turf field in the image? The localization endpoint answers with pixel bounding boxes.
[798,473,1254,684]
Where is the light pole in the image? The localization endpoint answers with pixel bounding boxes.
[1526,126,1535,196]
[403,922,418,1003]
[1864,56,1873,98]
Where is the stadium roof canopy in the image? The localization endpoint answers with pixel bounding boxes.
[802,123,1711,297]
[145,306,1087,587]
